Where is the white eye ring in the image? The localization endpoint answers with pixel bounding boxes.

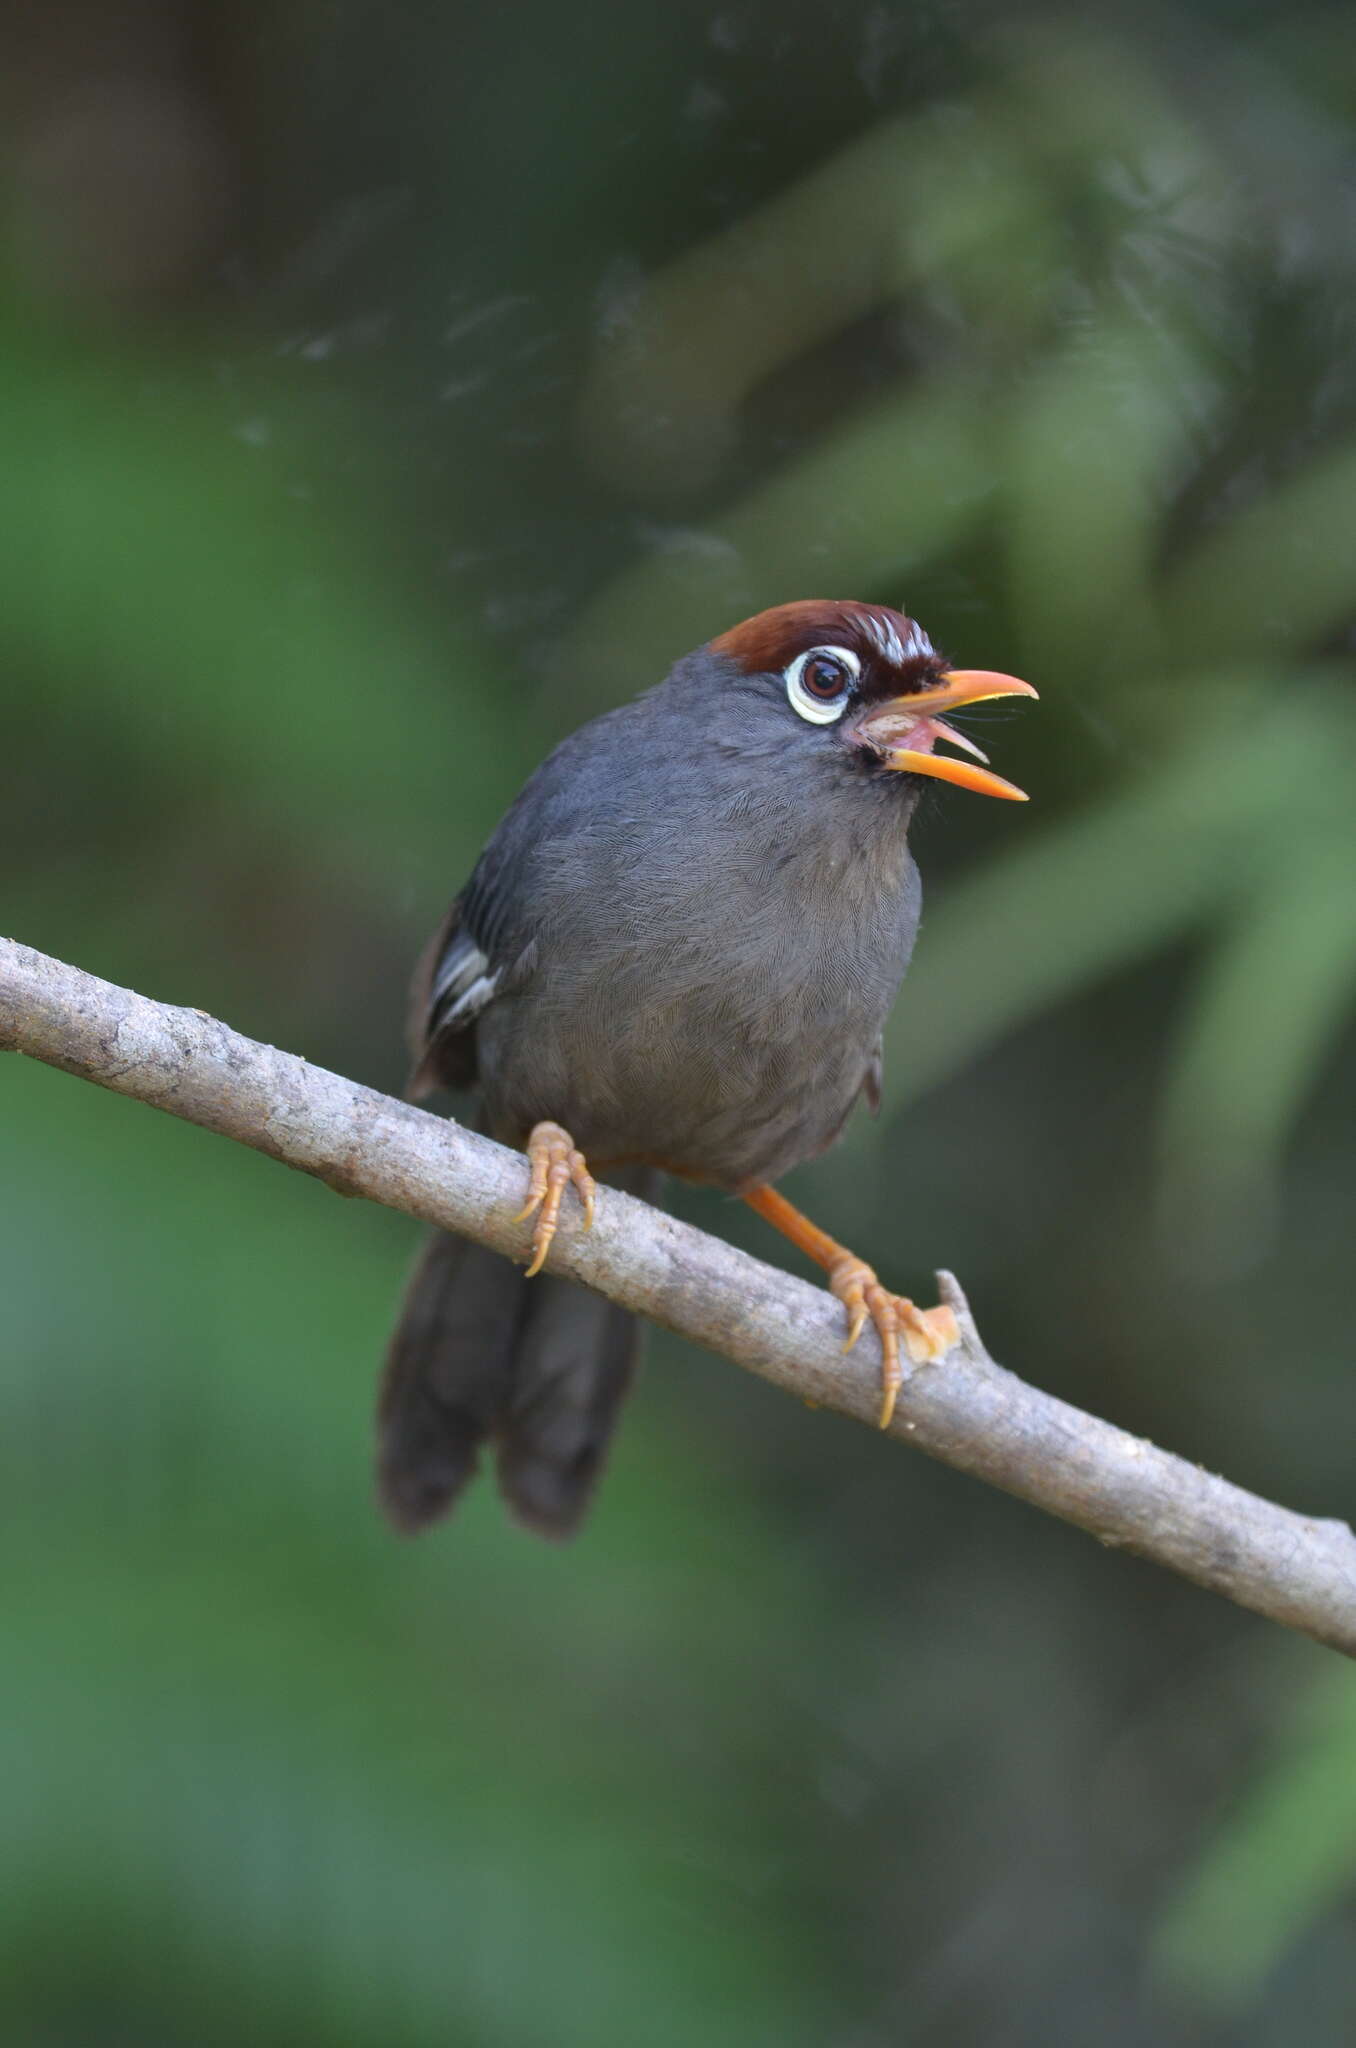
[784,644,860,724]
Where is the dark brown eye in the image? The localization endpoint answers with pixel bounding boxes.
[784,644,860,724]
[802,655,851,697]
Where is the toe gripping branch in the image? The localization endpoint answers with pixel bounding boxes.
[511,1140,955,1429]
[743,1185,956,1428]
[515,1122,597,1277]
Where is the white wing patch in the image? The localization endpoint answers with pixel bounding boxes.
[446,970,499,1026]
[429,931,500,1033]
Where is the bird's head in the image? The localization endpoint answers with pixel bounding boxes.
[706,599,1037,802]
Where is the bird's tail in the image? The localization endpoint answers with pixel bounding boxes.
[375,1168,657,1539]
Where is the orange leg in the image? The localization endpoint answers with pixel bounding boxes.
[743,1185,957,1429]
[515,1122,596,1277]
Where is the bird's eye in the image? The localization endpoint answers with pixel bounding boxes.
[784,645,859,725]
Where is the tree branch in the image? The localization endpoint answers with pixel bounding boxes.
[3,933,1354,1656]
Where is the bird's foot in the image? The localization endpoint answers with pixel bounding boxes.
[826,1254,958,1430]
[515,1121,596,1277]
[741,1184,959,1429]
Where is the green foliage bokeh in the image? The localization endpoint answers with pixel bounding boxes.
[3,4,1356,2042]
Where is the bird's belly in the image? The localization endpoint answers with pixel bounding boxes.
[480,963,890,1189]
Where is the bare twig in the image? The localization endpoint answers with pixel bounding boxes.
[3,933,1354,1656]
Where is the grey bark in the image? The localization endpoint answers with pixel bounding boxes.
[3,933,1354,1656]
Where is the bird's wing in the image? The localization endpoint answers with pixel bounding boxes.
[405,712,623,1098]
[427,916,501,1040]
[406,896,479,1095]
[406,850,537,1098]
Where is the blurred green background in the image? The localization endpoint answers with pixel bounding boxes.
[3,2,1356,2041]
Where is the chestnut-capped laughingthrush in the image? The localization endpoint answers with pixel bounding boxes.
[378,600,1037,1537]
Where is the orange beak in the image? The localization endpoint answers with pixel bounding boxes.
[852,670,1038,801]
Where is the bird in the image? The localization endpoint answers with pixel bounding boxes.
[377,599,1036,1539]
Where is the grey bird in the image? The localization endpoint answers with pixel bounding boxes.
[377,599,1036,1538]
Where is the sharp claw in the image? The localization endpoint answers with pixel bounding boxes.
[875,1320,901,1431]
[527,1178,565,1277]
[571,1152,597,1231]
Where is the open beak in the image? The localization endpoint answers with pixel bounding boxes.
[852,670,1038,801]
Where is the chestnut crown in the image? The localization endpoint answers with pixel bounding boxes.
[710,599,944,699]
